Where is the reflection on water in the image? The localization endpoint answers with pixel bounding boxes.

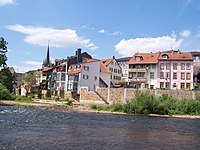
[0,106,200,149]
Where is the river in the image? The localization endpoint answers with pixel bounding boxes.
[0,106,200,150]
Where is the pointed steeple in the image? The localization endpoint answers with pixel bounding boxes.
[42,43,50,67]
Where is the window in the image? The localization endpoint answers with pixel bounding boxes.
[173,63,177,70]
[166,72,170,79]
[135,56,142,61]
[160,82,164,88]
[84,66,89,71]
[152,65,156,69]
[109,68,113,72]
[181,63,185,70]
[110,75,112,79]
[160,72,164,79]
[94,76,97,81]
[181,73,185,80]
[181,83,185,89]
[74,65,77,70]
[186,63,191,70]
[150,72,154,79]
[166,82,170,89]
[83,75,89,80]
[186,83,190,89]
[68,66,72,71]
[162,54,168,59]
[160,63,164,70]
[61,73,65,81]
[118,70,121,74]
[173,72,177,79]
[138,72,145,78]
[166,63,170,70]
[77,64,81,70]
[186,73,191,80]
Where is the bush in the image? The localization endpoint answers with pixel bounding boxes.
[0,83,15,100]
[91,92,200,116]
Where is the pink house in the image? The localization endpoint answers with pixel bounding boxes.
[158,50,193,90]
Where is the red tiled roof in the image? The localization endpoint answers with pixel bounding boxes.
[129,52,160,64]
[101,58,113,67]
[158,51,193,61]
[83,57,99,63]
[100,62,112,74]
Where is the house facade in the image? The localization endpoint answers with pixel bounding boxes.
[67,60,111,93]
[101,57,122,86]
[158,50,193,90]
[128,52,159,89]
[117,57,131,83]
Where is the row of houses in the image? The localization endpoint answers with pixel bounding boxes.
[19,46,200,97]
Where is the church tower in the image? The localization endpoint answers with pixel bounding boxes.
[42,44,51,67]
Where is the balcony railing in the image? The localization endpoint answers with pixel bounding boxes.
[129,68,147,72]
[128,77,147,82]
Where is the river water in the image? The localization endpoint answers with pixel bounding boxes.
[0,106,200,150]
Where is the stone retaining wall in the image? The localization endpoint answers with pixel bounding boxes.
[79,86,200,104]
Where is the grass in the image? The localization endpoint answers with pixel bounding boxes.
[91,91,200,116]
[15,95,34,103]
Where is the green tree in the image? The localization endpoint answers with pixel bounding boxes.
[21,73,36,96]
[0,68,15,93]
[0,37,8,67]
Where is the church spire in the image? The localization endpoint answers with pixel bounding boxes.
[42,43,50,67]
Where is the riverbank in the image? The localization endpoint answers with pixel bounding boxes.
[1,100,200,119]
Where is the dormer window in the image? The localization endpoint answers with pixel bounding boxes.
[68,66,72,71]
[77,64,81,70]
[74,65,77,70]
[162,54,169,59]
[135,56,142,61]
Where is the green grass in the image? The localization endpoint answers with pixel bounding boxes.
[15,95,34,103]
[91,91,200,116]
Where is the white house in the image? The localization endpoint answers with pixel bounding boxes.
[67,59,111,93]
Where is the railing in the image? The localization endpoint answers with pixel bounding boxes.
[128,77,147,82]
[129,68,147,72]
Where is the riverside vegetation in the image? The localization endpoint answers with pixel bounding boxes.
[91,91,200,115]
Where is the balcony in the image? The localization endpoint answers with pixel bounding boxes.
[129,68,147,72]
[128,77,147,82]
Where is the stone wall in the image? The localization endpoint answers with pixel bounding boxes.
[80,87,106,104]
[79,86,200,105]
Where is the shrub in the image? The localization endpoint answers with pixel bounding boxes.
[0,83,14,100]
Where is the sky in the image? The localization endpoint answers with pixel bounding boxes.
[0,0,200,73]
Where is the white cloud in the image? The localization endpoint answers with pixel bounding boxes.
[115,35,183,56]
[0,0,14,5]
[23,61,42,66]
[179,29,191,38]
[7,24,98,50]
[98,29,105,33]
[113,31,121,36]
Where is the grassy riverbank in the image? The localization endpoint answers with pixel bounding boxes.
[91,92,200,116]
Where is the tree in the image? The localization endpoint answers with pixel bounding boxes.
[0,37,8,67]
[0,68,15,93]
[21,73,36,96]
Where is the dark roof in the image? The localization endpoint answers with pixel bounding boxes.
[116,57,131,62]
[190,51,200,56]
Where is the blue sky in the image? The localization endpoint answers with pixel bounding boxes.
[0,0,200,73]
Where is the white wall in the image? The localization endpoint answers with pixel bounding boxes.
[77,61,100,93]
[99,72,111,88]
[147,64,158,89]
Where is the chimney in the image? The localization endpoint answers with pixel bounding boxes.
[77,48,82,63]
[171,50,174,54]
[178,49,181,54]
[113,56,115,59]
